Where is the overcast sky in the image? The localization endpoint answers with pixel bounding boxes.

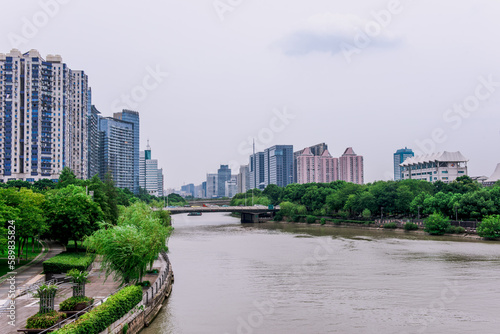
[1,0,499,189]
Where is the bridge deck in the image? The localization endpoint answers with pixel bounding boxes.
[164,206,279,215]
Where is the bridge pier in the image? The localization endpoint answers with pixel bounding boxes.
[241,212,259,224]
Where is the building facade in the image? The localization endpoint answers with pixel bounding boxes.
[249,152,265,190]
[88,105,101,178]
[296,147,338,184]
[264,145,294,188]
[113,110,139,194]
[99,117,134,191]
[339,147,364,184]
[206,173,218,198]
[0,49,89,182]
[217,165,231,197]
[294,143,328,183]
[394,147,414,181]
[139,143,164,197]
[400,151,468,183]
[237,164,249,194]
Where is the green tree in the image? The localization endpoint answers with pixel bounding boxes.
[57,167,81,189]
[0,188,46,259]
[85,202,173,285]
[263,184,283,206]
[362,208,371,219]
[44,185,103,248]
[477,215,500,239]
[32,179,56,192]
[424,213,450,235]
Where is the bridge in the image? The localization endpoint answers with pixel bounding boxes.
[164,206,279,223]
[187,199,231,206]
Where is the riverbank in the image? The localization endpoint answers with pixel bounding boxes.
[270,218,490,241]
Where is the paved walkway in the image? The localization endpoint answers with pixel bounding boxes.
[0,241,65,301]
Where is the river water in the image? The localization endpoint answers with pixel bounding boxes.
[141,213,500,334]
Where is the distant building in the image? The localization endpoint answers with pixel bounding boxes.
[294,143,329,183]
[225,176,238,198]
[201,181,207,198]
[481,164,500,186]
[237,164,250,194]
[264,145,294,188]
[249,152,265,190]
[88,106,101,179]
[139,142,164,197]
[181,183,195,197]
[400,151,468,183]
[296,147,338,184]
[113,110,140,194]
[206,173,218,198]
[339,147,364,184]
[217,165,231,198]
[394,148,414,181]
[99,117,134,191]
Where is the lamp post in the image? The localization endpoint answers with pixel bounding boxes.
[381,207,384,223]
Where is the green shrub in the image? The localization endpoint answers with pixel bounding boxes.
[27,310,66,329]
[424,213,451,235]
[383,222,398,229]
[404,222,419,231]
[445,226,466,234]
[320,218,326,225]
[59,296,94,311]
[123,323,129,334]
[477,215,500,239]
[136,280,151,288]
[306,216,317,224]
[291,215,300,222]
[362,209,371,219]
[52,285,142,334]
[43,252,96,274]
[66,269,90,284]
[273,213,283,221]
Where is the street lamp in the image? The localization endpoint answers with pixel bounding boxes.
[381,207,384,222]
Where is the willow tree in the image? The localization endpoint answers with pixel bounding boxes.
[85,202,173,285]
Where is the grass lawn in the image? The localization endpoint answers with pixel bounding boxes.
[0,238,45,277]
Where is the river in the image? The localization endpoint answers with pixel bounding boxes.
[141,213,500,334]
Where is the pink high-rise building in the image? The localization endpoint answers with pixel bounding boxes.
[339,147,364,184]
[296,147,338,184]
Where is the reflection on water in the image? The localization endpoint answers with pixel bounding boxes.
[141,213,500,334]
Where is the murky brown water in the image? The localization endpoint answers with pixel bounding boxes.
[141,213,500,334]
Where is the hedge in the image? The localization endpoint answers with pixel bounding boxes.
[43,252,96,274]
[52,285,143,334]
[59,296,94,311]
[27,310,67,329]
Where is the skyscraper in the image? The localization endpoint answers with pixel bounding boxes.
[249,152,265,190]
[113,110,139,194]
[0,49,89,182]
[99,116,134,191]
[139,142,164,196]
[206,173,218,198]
[264,145,294,188]
[293,143,328,183]
[237,164,249,194]
[339,147,364,184]
[88,105,101,179]
[217,165,231,198]
[394,147,414,181]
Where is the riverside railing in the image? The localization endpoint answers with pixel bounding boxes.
[143,251,171,306]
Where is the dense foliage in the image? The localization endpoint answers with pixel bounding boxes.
[43,252,96,274]
[51,285,143,334]
[236,176,500,222]
[477,215,500,239]
[424,213,451,235]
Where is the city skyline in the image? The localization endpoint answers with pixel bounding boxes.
[1,1,499,189]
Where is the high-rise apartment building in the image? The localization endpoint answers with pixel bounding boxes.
[294,143,328,183]
[88,106,101,178]
[394,147,414,181]
[264,145,294,187]
[113,110,139,194]
[0,49,89,182]
[339,147,364,184]
[139,142,164,197]
[206,173,218,198]
[296,147,338,184]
